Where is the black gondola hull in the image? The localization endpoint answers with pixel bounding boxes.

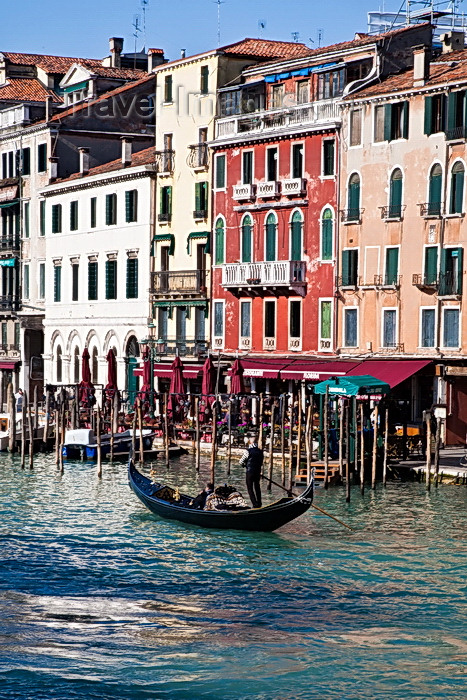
[128,460,313,531]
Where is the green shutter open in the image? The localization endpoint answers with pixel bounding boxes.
[384,104,392,141]
[424,96,433,135]
[402,101,409,138]
[424,246,438,285]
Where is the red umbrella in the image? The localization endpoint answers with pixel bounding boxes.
[104,349,118,406]
[200,356,216,422]
[79,348,95,406]
[135,346,152,410]
[230,359,245,395]
[168,356,185,419]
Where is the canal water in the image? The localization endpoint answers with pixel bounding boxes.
[0,451,466,700]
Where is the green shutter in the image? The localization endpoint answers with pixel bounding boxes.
[40,200,46,236]
[54,266,61,302]
[348,179,360,218]
[106,194,116,225]
[439,248,447,295]
[215,220,224,265]
[70,201,78,231]
[22,148,30,175]
[447,92,457,132]
[167,186,172,216]
[90,197,96,228]
[389,173,402,216]
[216,155,226,189]
[195,182,201,212]
[125,191,131,222]
[384,104,392,141]
[320,301,331,340]
[428,172,442,214]
[126,258,138,299]
[321,213,332,260]
[342,250,350,286]
[241,217,252,262]
[291,216,302,261]
[424,246,438,285]
[424,96,433,135]
[457,247,463,294]
[105,259,117,299]
[402,101,409,138]
[265,218,276,261]
[52,204,61,233]
[88,262,98,300]
[24,202,29,238]
[385,247,399,285]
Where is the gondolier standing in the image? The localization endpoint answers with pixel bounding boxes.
[239,436,263,508]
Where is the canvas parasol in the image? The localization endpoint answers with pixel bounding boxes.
[104,349,119,407]
[230,358,245,395]
[136,346,152,411]
[200,355,216,422]
[79,348,95,406]
[168,356,185,419]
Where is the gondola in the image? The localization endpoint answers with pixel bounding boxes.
[128,459,314,531]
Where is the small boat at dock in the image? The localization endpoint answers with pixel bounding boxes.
[62,428,154,461]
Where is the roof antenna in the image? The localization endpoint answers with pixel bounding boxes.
[258,19,266,37]
[132,14,142,68]
[291,32,300,43]
[141,0,149,52]
[213,0,226,47]
[317,28,324,48]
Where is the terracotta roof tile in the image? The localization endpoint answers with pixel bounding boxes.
[2,52,100,73]
[53,146,156,184]
[220,38,313,59]
[72,61,146,79]
[0,78,62,103]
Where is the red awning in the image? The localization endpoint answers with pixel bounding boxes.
[280,360,361,381]
[134,363,203,379]
[229,358,290,379]
[0,360,19,370]
[346,360,432,388]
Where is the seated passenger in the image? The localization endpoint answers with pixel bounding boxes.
[190,482,214,509]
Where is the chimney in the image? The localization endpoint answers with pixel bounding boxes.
[109,37,124,68]
[45,95,53,122]
[148,47,165,71]
[441,31,465,54]
[121,137,133,166]
[49,156,58,180]
[79,147,90,176]
[413,45,430,87]
[181,48,186,59]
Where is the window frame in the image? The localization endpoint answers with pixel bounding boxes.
[214,153,226,191]
[264,211,277,262]
[105,258,117,300]
[214,216,225,266]
[441,306,461,349]
[51,203,62,234]
[321,139,335,177]
[291,142,304,179]
[263,299,277,350]
[126,257,139,299]
[240,213,253,263]
[381,307,399,348]
[241,150,254,185]
[70,200,79,231]
[213,299,225,348]
[349,108,362,147]
[343,306,359,348]
[419,306,437,348]
[164,74,173,103]
[105,193,117,226]
[265,145,279,182]
[239,299,252,345]
[320,206,334,261]
[318,298,334,352]
[289,298,302,351]
[37,142,47,173]
[449,160,465,215]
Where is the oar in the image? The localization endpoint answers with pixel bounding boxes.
[260,473,353,531]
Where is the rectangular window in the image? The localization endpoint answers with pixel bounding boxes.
[242,151,253,185]
[21,147,30,176]
[349,109,362,146]
[195,307,206,341]
[421,308,436,347]
[322,140,335,176]
[23,263,29,299]
[54,265,61,302]
[1,322,6,346]
[23,202,30,238]
[194,181,208,217]
[439,247,463,295]
[70,200,78,231]
[176,307,187,342]
[344,307,358,347]
[105,193,117,226]
[39,200,46,236]
[271,84,284,109]
[90,197,97,228]
[289,300,301,339]
[72,263,79,301]
[424,94,446,136]
[240,301,251,338]
[200,66,209,95]
[8,151,13,177]
[266,147,278,181]
[164,74,173,103]
[37,143,47,172]
[382,309,397,347]
[2,153,6,179]
[446,90,466,138]
[291,144,303,179]
[443,308,460,347]
[319,300,332,349]
[384,101,409,141]
[341,249,358,286]
[125,189,138,223]
[88,261,98,300]
[214,301,224,337]
[264,300,276,338]
[105,259,117,299]
[424,246,438,285]
[385,247,399,285]
[126,257,138,299]
[39,263,45,299]
[158,307,168,340]
[297,80,309,104]
[159,186,172,220]
[14,322,20,350]
[215,154,226,189]
[51,204,62,233]
[374,105,385,142]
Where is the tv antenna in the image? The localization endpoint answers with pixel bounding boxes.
[213,0,226,47]
[132,14,142,66]
[141,0,149,50]
[291,31,300,42]
[317,28,324,47]
[258,19,266,37]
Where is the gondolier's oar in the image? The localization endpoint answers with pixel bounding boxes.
[260,473,353,531]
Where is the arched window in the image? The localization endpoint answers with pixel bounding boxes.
[428,164,442,216]
[321,208,333,261]
[450,161,464,214]
[265,212,277,261]
[241,215,252,263]
[347,173,360,221]
[290,211,303,261]
[56,345,62,383]
[92,347,98,384]
[214,217,224,265]
[389,168,403,218]
[73,347,80,384]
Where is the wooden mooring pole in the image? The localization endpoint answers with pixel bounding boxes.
[97,406,102,478]
[138,400,144,465]
[345,404,351,503]
[288,394,294,491]
[267,402,275,491]
[324,386,329,490]
[280,395,286,485]
[8,384,16,453]
[195,396,200,473]
[27,398,34,469]
[360,403,365,496]
[371,403,378,490]
[210,400,217,485]
[426,412,432,492]
[21,391,26,468]
[258,393,264,451]
[164,393,170,469]
[434,417,441,487]
[227,399,232,476]
[383,407,389,487]
[43,389,50,447]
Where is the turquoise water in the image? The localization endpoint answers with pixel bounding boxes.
[0,452,466,700]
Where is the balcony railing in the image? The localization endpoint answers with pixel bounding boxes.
[0,105,30,131]
[338,275,358,288]
[257,181,280,198]
[438,272,462,296]
[340,208,364,224]
[0,295,19,311]
[381,274,401,288]
[187,143,209,168]
[445,126,467,141]
[0,237,20,252]
[412,273,438,289]
[151,270,207,296]
[380,205,406,220]
[158,212,171,223]
[418,202,442,217]
[155,150,175,174]
[222,260,306,289]
[156,338,209,357]
[282,178,306,196]
[215,99,341,139]
[193,209,208,220]
[233,183,256,200]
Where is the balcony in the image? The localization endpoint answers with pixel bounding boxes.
[193,209,208,220]
[380,205,406,221]
[151,270,207,297]
[418,202,442,218]
[0,295,19,311]
[438,272,462,296]
[158,212,171,223]
[155,150,175,174]
[380,274,401,288]
[156,338,209,357]
[222,260,306,295]
[187,143,209,168]
[215,99,341,140]
[282,178,306,196]
[0,237,20,253]
[338,275,358,289]
[412,273,438,291]
[233,183,255,201]
[0,105,30,132]
[257,181,280,198]
[340,208,364,224]
[445,126,467,141]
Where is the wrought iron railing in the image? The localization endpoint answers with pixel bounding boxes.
[187,143,209,168]
[340,208,364,223]
[445,126,467,141]
[418,202,442,217]
[0,295,19,311]
[380,205,406,220]
[158,212,171,223]
[154,150,175,173]
[151,270,207,295]
[412,273,438,288]
[438,272,462,296]
[0,237,20,251]
[193,209,208,219]
[156,338,209,357]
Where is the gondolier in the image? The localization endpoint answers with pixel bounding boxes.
[239,436,263,508]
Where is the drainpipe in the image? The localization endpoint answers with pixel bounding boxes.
[436,134,450,353]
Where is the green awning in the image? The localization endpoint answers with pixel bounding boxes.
[62,80,89,93]
[153,233,175,255]
[0,200,19,209]
[153,299,208,319]
[187,230,210,254]
[313,375,390,397]
[0,258,17,267]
